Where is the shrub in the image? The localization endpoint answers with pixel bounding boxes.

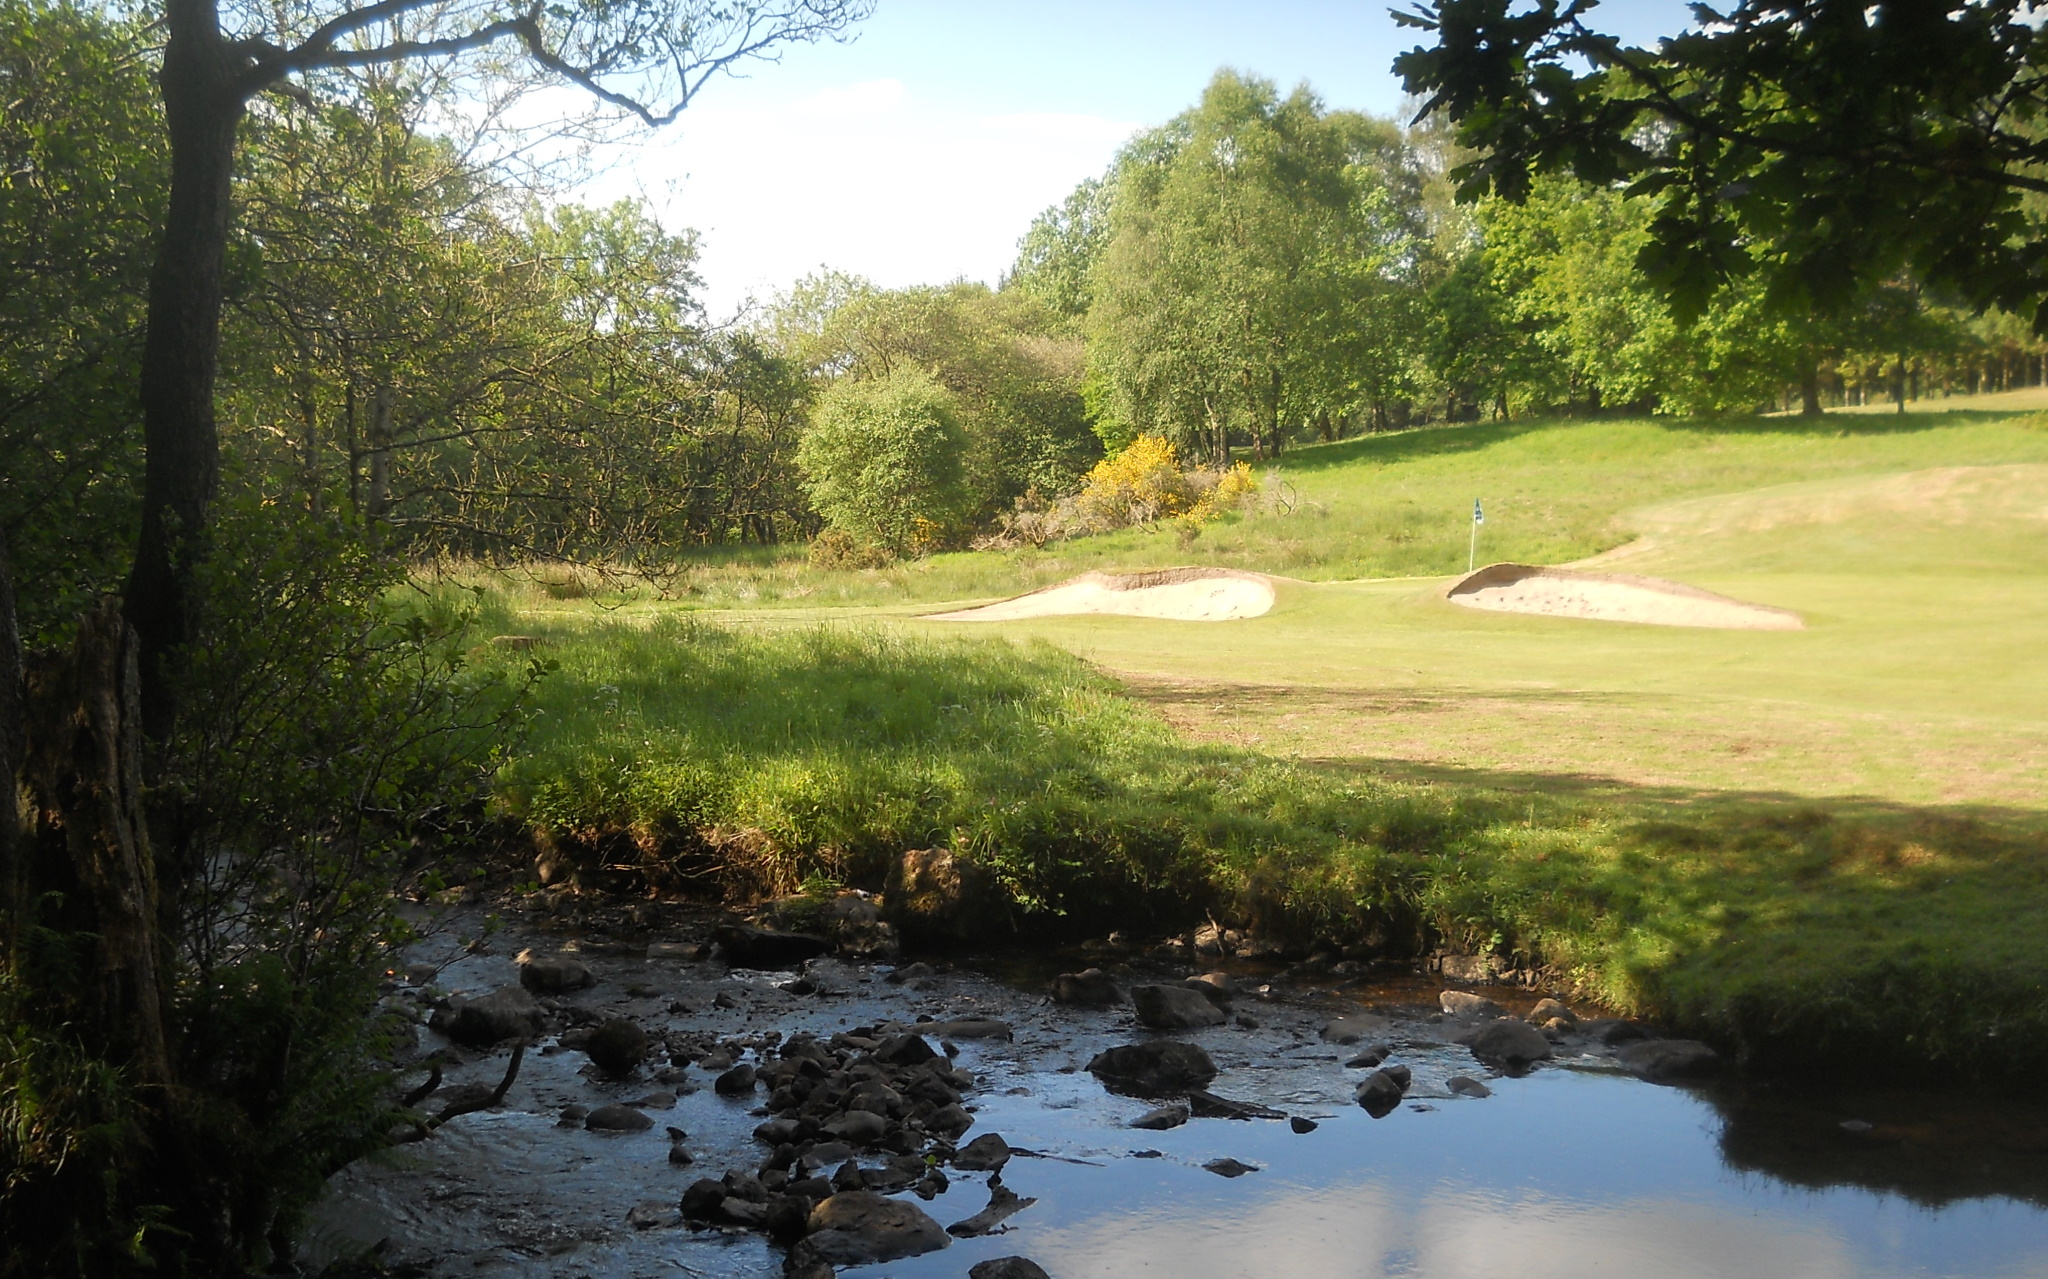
[797,367,971,556]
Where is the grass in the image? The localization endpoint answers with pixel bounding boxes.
[470,404,2048,1081]
[484,403,2048,613]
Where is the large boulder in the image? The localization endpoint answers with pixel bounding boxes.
[584,1104,653,1132]
[712,924,831,969]
[883,847,1010,945]
[794,1191,951,1267]
[1461,1018,1553,1067]
[1086,1041,1218,1096]
[1052,968,1125,1006]
[586,1018,649,1076]
[1132,983,1228,1030]
[433,986,544,1047]
[516,949,594,994]
[1617,1039,1722,1083]
[1439,990,1505,1019]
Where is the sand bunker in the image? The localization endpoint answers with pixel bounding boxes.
[929,568,1277,623]
[1447,563,1803,630]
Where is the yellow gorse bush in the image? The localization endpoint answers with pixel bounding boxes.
[1079,435,1194,518]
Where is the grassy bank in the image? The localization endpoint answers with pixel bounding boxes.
[473,404,2048,1082]
[484,609,2048,1083]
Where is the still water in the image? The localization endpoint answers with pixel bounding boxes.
[307,945,2048,1278]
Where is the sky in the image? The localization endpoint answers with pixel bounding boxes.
[576,0,1698,318]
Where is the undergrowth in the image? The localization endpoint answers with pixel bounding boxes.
[485,604,2048,1083]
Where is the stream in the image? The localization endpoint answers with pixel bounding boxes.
[302,910,2048,1279]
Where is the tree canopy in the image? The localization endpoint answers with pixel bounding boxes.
[1394,0,2048,327]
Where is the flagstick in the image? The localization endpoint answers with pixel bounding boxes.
[1468,505,1479,573]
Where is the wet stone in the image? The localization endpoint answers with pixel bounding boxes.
[586,1018,650,1076]
[1440,990,1506,1019]
[1320,1015,1389,1045]
[516,951,594,995]
[1087,1040,1219,1096]
[795,1191,952,1267]
[1203,1157,1259,1178]
[1618,1039,1723,1083]
[1130,1103,1189,1130]
[953,1132,1012,1172]
[1461,1019,1553,1068]
[1132,983,1229,1029]
[585,1104,654,1132]
[971,1259,1053,1279]
[1051,968,1125,1006]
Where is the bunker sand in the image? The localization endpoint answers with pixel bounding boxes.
[927,568,1279,623]
[1447,563,1804,631]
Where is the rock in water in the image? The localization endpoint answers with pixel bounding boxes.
[585,1104,654,1132]
[1617,1039,1722,1083]
[1086,1041,1219,1096]
[516,950,594,994]
[1202,1157,1259,1178]
[873,1032,939,1066]
[971,1259,1053,1279]
[1447,1075,1493,1098]
[1356,1069,1407,1118]
[714,1062,758,1095]
[883,847,1011,944]
[1051,968,1125,1006]
[1130,1103,1189,1130]
[1461,1019,1553,1067]
[1187,1090,1288,1121]
[928,1103,975,1138]
[434,986,545,1047]
[586,1018,649,1075]
[1289,1116,1319,1133]
[1131,983,1228,1029]
[1439,990,1506,1019]
[795,1191,951,1266]
[1319,1015,1389,1045]
[952,1133,1012,1172]
[1527,997,1577,1026]
[712,924,832,968]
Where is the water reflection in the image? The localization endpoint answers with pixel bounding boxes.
[885,1070,2048,1279]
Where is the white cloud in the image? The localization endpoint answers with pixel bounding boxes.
[577,79,1138,317]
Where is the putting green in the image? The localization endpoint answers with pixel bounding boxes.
[891,464,2048,807]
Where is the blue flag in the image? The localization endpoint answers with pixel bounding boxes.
[1473,498,1484,525]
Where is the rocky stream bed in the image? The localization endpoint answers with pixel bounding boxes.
[300,894,2048,1279]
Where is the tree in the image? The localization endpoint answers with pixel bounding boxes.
[1393,1,2048,329]
[796,365,971,555]
[0,3,164,644]
[772,275,1098,521]
[1007,175,1114,331]
[1086,71,1426,461]
[128,0,871,737]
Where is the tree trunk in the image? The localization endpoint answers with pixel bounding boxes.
[17,602,173,1089]
[367,381,394,517]
[125,0,244,741]
[1799,358,1824,417]
[0,535,23,960]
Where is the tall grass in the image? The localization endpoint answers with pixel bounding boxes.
[487,607,2048,1082]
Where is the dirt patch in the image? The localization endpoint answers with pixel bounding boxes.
[1446,563,1803,631]
[927,568,1278,623]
